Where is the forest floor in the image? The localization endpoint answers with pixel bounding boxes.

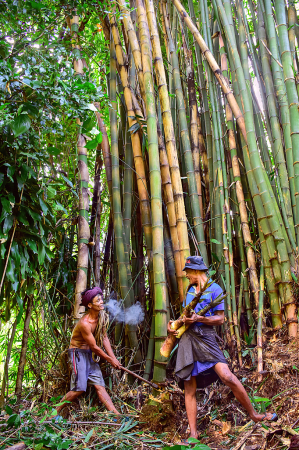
[1,328,299,450]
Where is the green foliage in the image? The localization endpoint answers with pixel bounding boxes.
[163,438,211,450]
[0,0,112,400]
[1,402,164,450]
[250,396,271,413]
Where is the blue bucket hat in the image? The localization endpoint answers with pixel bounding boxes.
[183,255,208,271]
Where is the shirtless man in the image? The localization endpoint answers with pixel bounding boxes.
[54,287,121,417]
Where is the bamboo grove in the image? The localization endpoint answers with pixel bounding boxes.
[1,0,299,395]
[83,0,299,384]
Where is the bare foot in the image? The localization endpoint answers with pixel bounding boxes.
[251,412,276,423]
[176,435,199,446]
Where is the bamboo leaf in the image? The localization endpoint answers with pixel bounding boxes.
[210,239,222,245]
[47,146,60,156]
[30,0,47,9]
[22,102,39,118]
[60,174,74,188]
[85,138,99,150]
[39,198,48,215]
[1,197,11,213]
[128,123,140,133]
[3,215,14,234]
[11,114,31,137]
[26,239,38,254]
[38,241,46,265]
[16,294,23,324]
[87,103,98,111]
[84,428,94,443]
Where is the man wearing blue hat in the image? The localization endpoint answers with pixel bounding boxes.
[168,256,277,444]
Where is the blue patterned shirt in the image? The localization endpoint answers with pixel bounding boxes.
[185,282,225,329]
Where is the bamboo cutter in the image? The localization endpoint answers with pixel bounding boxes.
[160,279,227,358]
[119,366,159,389]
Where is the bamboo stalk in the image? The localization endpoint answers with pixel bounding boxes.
[257,7,295,247]
[137,0,168,382]
[180,19,203,218]
[214,0,297,338]
[274,0,299,256]
[257,263,264,381]
[171,0,248,144]
[262,0,296,232]
[162,0,208,264]
[109,11,153,260]
[118,0,145,100]
[219,34,259,310]
[145,0,191,287]
[157,121,184,303]
[110,40,141,361]
[201,1,241,361]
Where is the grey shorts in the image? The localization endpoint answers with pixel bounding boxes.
[68,348,105,391]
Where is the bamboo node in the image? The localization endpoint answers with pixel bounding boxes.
[286,318,298,324]
[153,360,168,366]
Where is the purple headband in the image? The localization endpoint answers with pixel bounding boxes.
[80,287,103,307]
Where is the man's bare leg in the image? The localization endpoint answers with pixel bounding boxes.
[51,390,84,416]
[94,385,120,414]
[214,363,274,422]
[184,377,198,439]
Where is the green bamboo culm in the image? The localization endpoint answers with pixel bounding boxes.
[213,0,297,338]
[137,0,168,382]
[162,0,208,265]
[273,0,299,250]
[257,263,264,381]
[109,39,141,362]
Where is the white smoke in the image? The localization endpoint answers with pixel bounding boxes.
[105,299,145,325]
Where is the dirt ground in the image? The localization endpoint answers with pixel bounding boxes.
[161,327,299,449]
[40,327,299,449]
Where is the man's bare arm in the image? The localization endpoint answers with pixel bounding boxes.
[80,324,120,369]
[196,310,224,326]
[183,310,224,326]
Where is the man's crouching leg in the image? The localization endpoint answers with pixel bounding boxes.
[94,385,120,414]
[214,363,274,422]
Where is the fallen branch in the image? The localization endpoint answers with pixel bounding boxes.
[4,444,25,450]
[232,423,259,450]
[44,420,121,426]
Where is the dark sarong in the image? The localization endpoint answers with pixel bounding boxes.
[175,324,227,389]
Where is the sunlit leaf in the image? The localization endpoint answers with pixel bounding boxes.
[11,114,31,137]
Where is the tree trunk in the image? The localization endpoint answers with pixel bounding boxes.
[69,14,91,318]
[91,149,103,287]
[15,296,33,400]
[0,318,17,407]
